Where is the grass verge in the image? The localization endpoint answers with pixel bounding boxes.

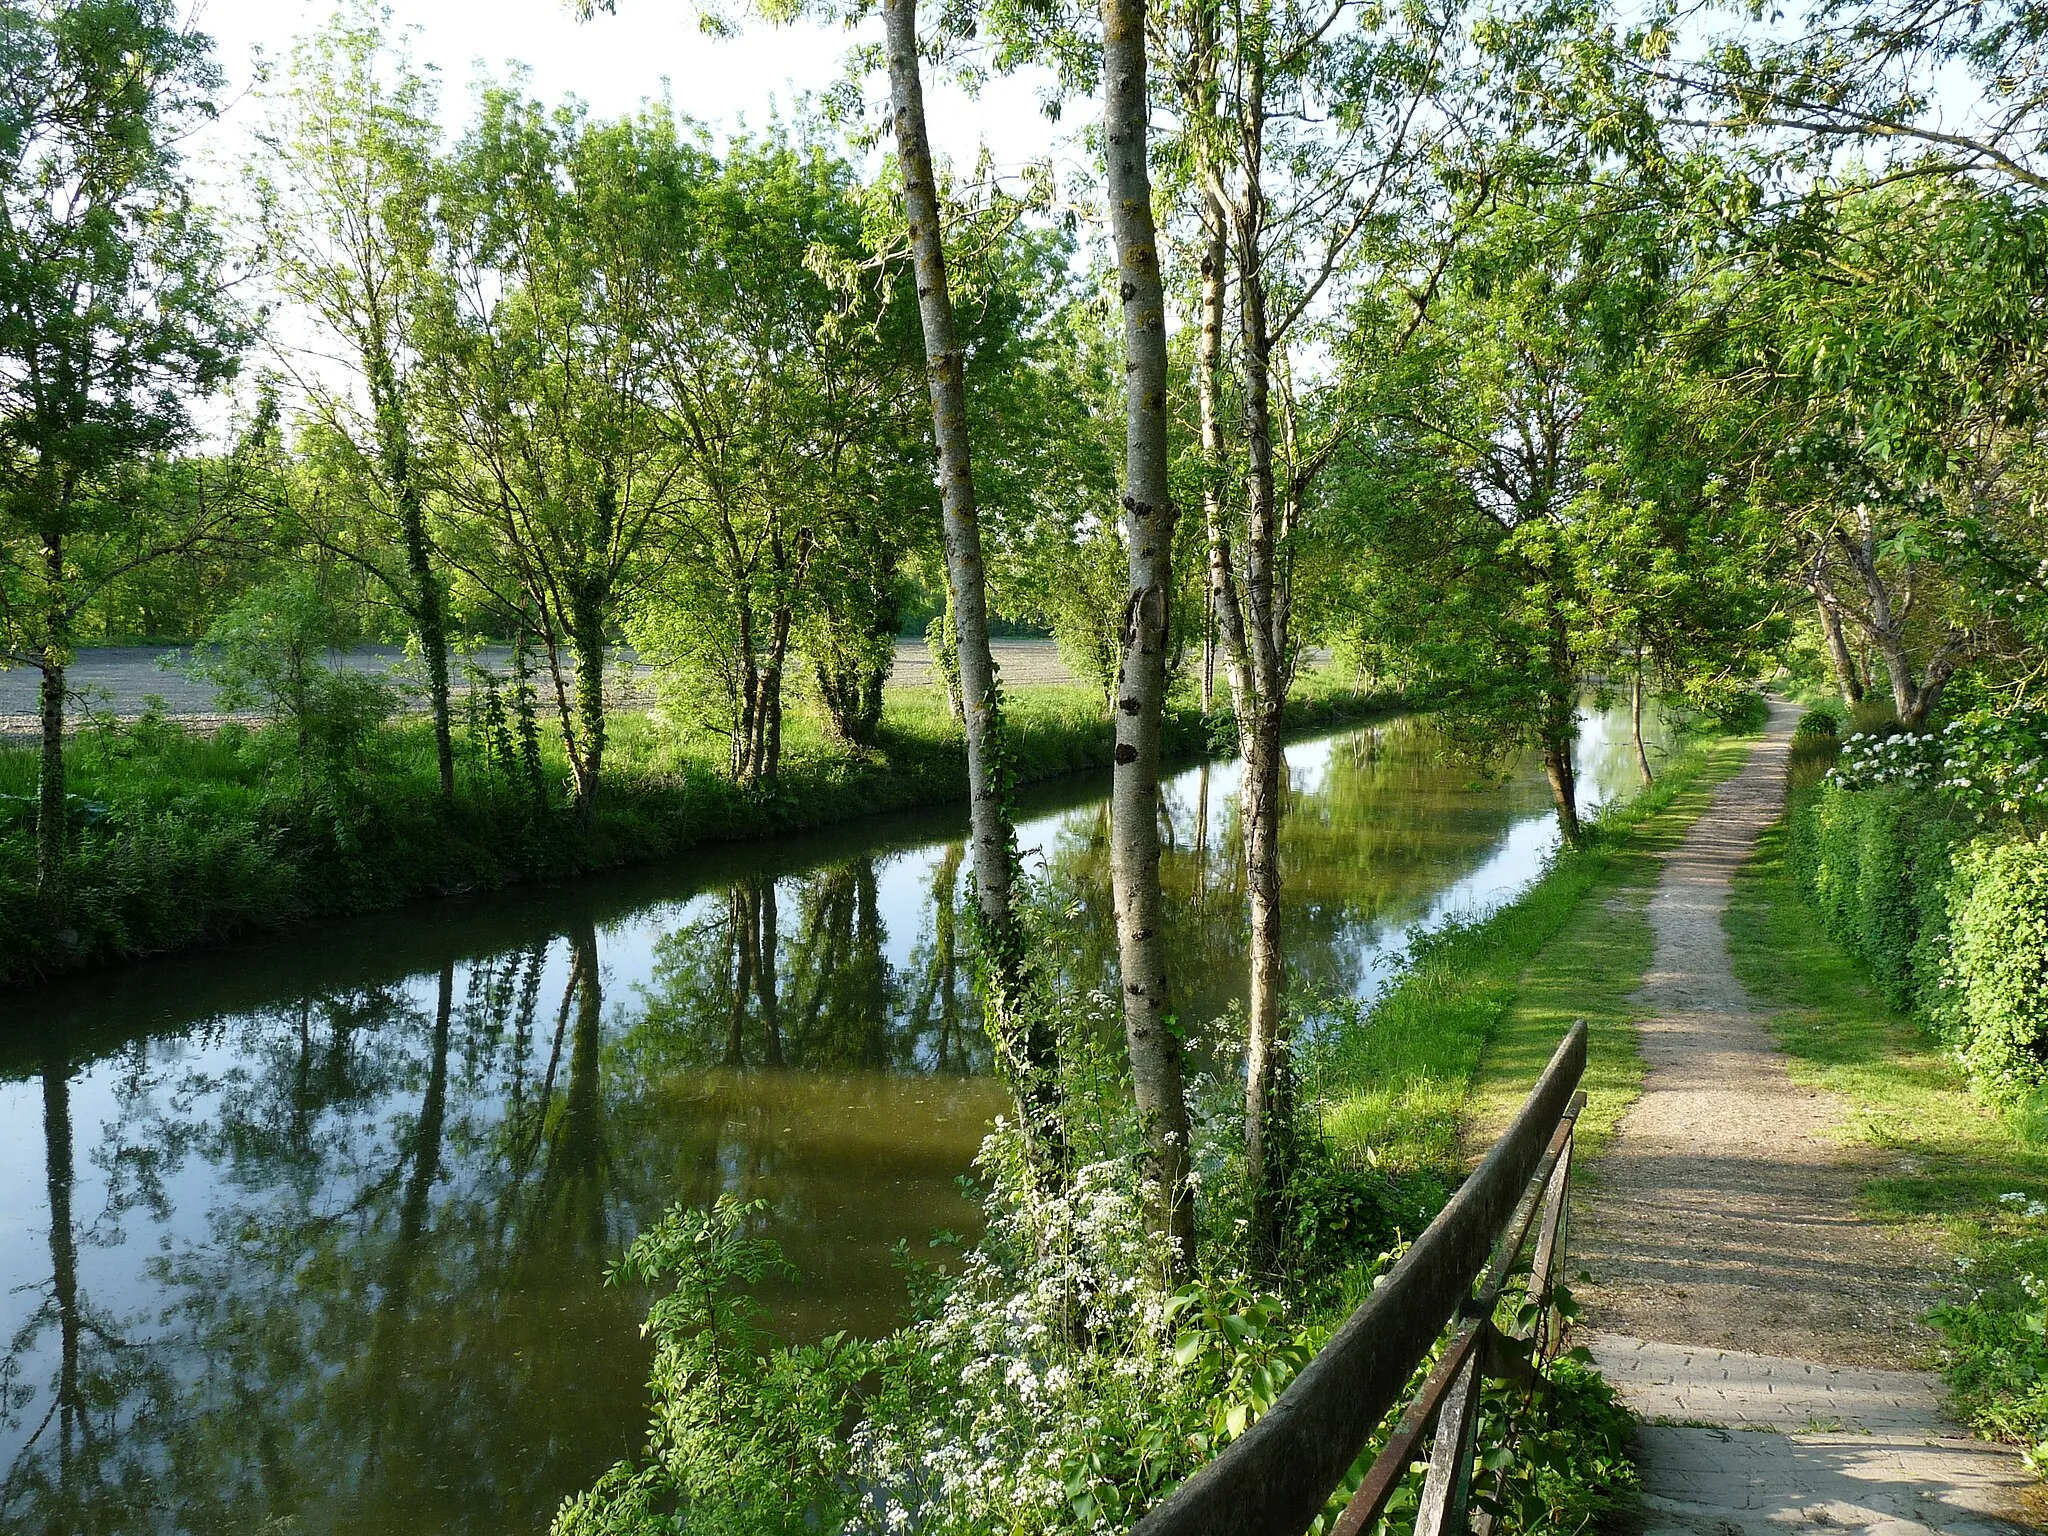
[1314,731,1756,1184]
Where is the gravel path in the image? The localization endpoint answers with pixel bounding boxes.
[1575,700,2037,1532]
[1578,698,1945,1362]
[0,637,1077,739]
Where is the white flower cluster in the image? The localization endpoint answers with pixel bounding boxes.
[1827,713,2048,828]
[1998,1191,2048,1219]
[846,1144,1195,1536]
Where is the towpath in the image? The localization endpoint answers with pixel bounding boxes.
[1577,700,2038,1533]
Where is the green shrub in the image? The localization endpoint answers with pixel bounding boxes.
[1794,707,1840,740]
[1944,838,2048,1100]
[1793,782,1960,1012]
[1927,1203,2048,1470]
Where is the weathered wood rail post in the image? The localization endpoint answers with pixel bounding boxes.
[1131,1022,1589,1536]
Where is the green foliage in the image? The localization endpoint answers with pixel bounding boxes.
[1945,838,2048,1100]
[185,574,397,799]
[552,1197,866,1536]
[1788,781,1963,1013]
[1795,707,1841,740]
[0,677,1390,981]
[1928,1205,2048,1472]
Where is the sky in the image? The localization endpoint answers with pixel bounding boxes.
[181,0,1075,191]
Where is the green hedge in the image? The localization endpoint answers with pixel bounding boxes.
[1944,838,2048,1098]
[1787,770,2048,1101]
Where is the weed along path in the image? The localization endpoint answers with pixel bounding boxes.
[1576,700,2038,1534]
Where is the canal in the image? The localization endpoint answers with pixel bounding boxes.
[0,703,1672,1534]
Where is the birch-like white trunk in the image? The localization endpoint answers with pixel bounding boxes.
[883,0,1059,1157]
[1104,0,1196,1270]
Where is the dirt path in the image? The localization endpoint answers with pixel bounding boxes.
[1575,701,2036,1533]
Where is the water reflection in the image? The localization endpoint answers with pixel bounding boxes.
[0,703,1671,1536]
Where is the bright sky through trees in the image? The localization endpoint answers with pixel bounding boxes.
[184,0,1068,184]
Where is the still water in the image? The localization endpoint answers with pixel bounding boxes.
[0,704,1671,1535]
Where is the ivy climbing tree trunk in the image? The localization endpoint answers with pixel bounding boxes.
[35,532,67,909]
[1104,0,1197,1274]
[882,0,1060,1166]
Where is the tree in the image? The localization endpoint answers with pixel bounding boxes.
[632,127,928,783]
[251,7,458,799]
[426,92,686,825]
[1335,186,1637,840]
[0,0,243,911]
[1730,180,2048,726]
[1150,0,1458,1244]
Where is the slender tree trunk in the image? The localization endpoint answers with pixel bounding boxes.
[1632,654,1653,787]
[376,381,454,801]
[1104,0,1196,1273]
[1234,65,1294,1254]
[569,598,606,827]
[1813,586,1863,708]
[1200,189,1252,730]
[36,533,67,911]
[883,0,1060,1164]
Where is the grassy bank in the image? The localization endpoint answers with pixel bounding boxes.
[0,674,1387,986]
[1726,819,2048,1458]
[1313,731,1756,1183]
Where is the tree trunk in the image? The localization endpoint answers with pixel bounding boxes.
[36,533,66,912]
[377,380,454,802]
[1200,188,1252,731]
[1104,0,1196,1273]
[1234,60,1294,1255]
[1632,657,1653,786]
[1813,585,1863,708]
[570,603,605,827]
[883,0,1059,1164]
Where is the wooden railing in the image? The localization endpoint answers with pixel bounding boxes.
[1131,1023,1589,1536]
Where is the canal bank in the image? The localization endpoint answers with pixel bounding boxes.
[0,677,1387,985]
[0,700,1699,1535]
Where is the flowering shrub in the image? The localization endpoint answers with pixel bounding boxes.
[1824,711,2048,833]
[1789,711,2048,1092]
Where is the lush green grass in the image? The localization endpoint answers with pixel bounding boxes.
[0,672,1388,984]
[1311,733,1757,1186]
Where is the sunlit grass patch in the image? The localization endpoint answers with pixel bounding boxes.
[1314,732,1756,1186]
